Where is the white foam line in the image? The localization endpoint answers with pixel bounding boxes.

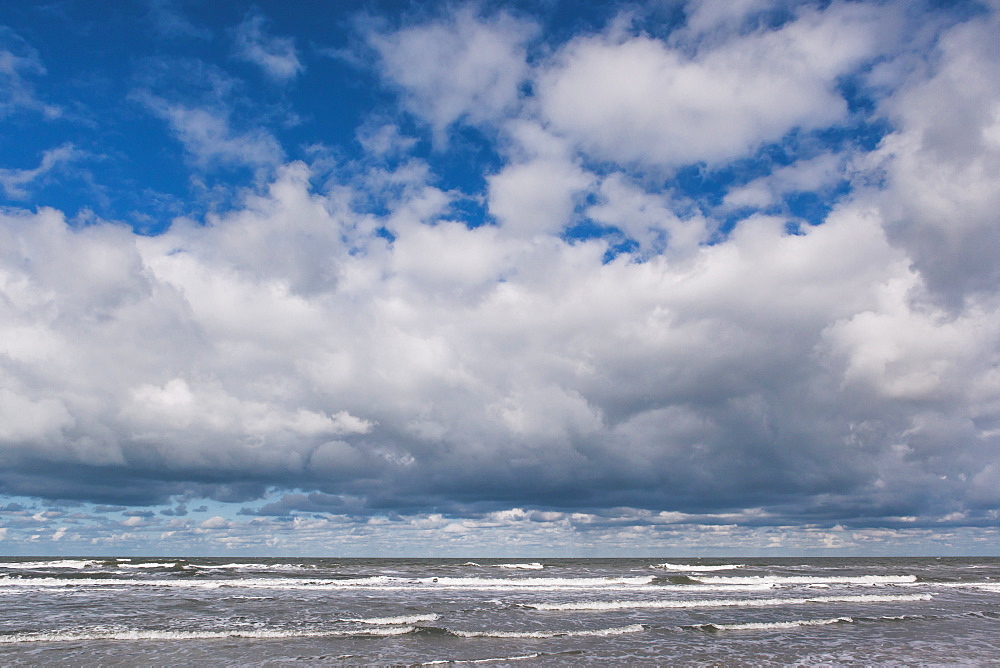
[0,560,100,570]
[0,626,417,644]
[421,654,541,665]
[0,575,658,591]
[692,575,918,585]
[525,593,933,611]
[653,563,745,572]
[347,614,438,625]
[699,616,854,631]
[450,624,644,639]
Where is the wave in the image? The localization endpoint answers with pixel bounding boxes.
[972,583,1000,592]
[523,592,933,611]
[0,560,101,570]
[192,563,316,572]
[653,563,745,572]
[447,624,644,639]
[0,626,417,644]
[0,574,657,592]
[412,576,652,588]
[687,612,929,633]
[421,653,541,665]
[348,614,439,625]
[458,562,544,570]
[691,575,918,586]
[689,616,854,632]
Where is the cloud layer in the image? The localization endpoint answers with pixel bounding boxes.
[0,0,998,554]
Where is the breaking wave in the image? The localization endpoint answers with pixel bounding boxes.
[689,616,854,632]
[653,563,745,572]
[691,575,918,586]
[0,574,655,592]
[0,626,417,644]
[523,593,933,611]
[446,624,644,639]
[348,614,439,625]
[0,560,101,570]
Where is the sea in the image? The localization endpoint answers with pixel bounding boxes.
[0,557,998,666]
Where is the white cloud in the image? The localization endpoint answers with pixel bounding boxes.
[134,92,284,169]
[681,0,790,39]
[146,0,212,40]
[863,9,1000,304]
[488,158,592,236]
[370,8,536,142]
[232,11,303,83]
[722,152,847,211]
[537,2,896,167]
[0,2,999,546]
[0,143,82,199]
[0,31,61,119]
[588,173,710,255]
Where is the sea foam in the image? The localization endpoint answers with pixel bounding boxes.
[348,614,439,625]
[653,563,745,572]
[448,624,644,638]
[691,575,918,586]
[691,616,854,631]
[523,592,933,611]
[0,626,417,644]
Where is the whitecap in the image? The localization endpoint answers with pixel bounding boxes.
[348,614,438,625]
[691,575,918,586]
[523,592,932,611]
[415,575,654,588]
[696,616,853,631]
[0,560,100,570]
[0,626,417,644]
[449,623,643,638]
[420,653,541,665]
[653,563,745,572]
[496,563,544,570]
[0,573,657,593]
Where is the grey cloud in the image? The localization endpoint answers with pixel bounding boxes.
[868,10,1000,306]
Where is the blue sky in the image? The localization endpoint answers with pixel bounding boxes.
[1,0,999,556]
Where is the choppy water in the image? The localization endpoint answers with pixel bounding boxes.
[0,556,998,665]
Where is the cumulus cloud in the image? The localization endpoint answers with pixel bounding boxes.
[370,7,536,142]
[722,152,847,211]
[0,1,999,553]
[537,2,898,167]
[864,9,1000,305]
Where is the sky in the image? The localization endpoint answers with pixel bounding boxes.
[0,0,998,557]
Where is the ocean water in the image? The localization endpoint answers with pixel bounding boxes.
[0,557,998,666]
